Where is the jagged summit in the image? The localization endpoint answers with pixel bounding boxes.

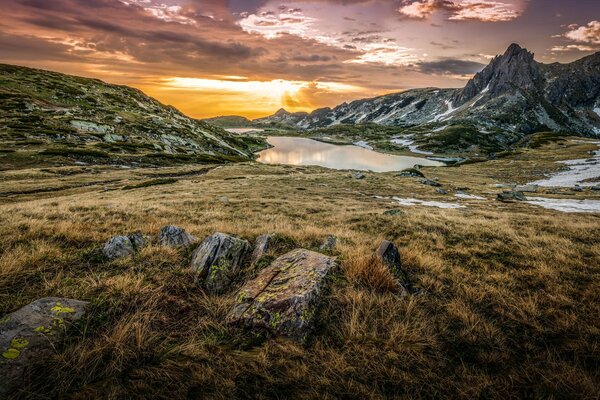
[454,43,542,104]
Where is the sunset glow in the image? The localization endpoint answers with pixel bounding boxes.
[2,0,599,118]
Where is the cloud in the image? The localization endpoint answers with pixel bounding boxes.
[563,20,600,45]
[415,58,485,75]
[398,0,527,22]
[551,44,596,52]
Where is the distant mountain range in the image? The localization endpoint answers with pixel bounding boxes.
[208,44,600,144]
[0,64,265,168]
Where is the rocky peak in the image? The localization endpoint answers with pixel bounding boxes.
[273,108,291,116]
[455,43,543,105]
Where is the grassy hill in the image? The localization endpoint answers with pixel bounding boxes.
[0,64,266,170]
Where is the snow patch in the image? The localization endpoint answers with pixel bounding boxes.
[391,137,434,155]
[481,84,490,94]
[526,197,600,213]
[353,141,373,150]
[392,197,465,209]
[529,141,600,187]
[594,108,600,118]
[455,193,486,200]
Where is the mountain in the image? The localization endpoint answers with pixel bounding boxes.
[255,44,600,143]
[0,64,265,168]
[254,108,309,126]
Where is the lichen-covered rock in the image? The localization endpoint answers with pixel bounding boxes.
[103,235,134,259]
[375,240,409,285]
[0,297,88,396]
[191,233,250,294]
[320,235,337,252]
[251,234,274,266]
[157,225,197,248]
[228,249,337,342]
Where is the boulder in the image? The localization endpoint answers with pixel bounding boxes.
[191,233,250,294]
[375,240,409,285]
[102,235,134,259]
[435,188,448,195]
[351,172,366,180]
[592,184,600,191]
[228,249,337,342]
[383,209,404,216]
[250,234,274,266]
[103,232,152,259]
[0,298,88,396]
[496,191,527,202]
[319,235,337,252]
[157,225,197,248]
[397,168,424,178]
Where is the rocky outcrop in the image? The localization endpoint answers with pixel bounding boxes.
[250,234,274,266]
[191,233,250,294]
[497,191,527,202]
[375,240,410,287]
[103,232,151,259]
[0,298,88,395]
[229,249,337,342]
[157,225,197,248]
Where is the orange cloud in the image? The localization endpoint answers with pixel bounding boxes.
[398,0,527,22]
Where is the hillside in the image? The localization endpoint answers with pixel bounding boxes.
[0,64,266,170]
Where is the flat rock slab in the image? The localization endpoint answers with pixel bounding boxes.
[229,249,337,342]
[0,297,88,396]
[192,233,250,294]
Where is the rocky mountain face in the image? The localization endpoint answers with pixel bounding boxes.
[253,108,309,126]
[0,64,265,168]
[255,44,600,141]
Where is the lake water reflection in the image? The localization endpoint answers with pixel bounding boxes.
[257,137,443,172]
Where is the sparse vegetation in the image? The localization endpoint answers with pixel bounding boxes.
[0,139,599,398]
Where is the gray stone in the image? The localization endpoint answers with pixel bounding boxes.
[251,234,274,266]
[103,235,134,259]
[351,172,366,180]
[157,225,196,248]
[496,191,527,202]
[397,168,424,178]
[420,178,441,187]
[592,184,600,191]
[0,298,88,396]
[375,240,409,285]
[128,232,151,251]
[191,233,251,294]
[228,249,337,342]
[435,188,448,195]
[319,235,337,252]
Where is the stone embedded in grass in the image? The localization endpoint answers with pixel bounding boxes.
[397,168,424,178]
[228,249,337,343]
[375,240,410,286]
[251,234,274,266]
[103,232,151,259]
[420,178,441,187]
[191,233,251,295]
[515,184,539,193]
[320,235,337,252]
[496,191,527,202]
[383,209,404,216]
[435,188,448,195]
[0,297,88,396]
[351,172,366,180]
[157,225,197,248]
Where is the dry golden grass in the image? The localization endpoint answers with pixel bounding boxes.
[0,139,599,398]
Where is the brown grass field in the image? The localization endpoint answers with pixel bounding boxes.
[1,138,599,399]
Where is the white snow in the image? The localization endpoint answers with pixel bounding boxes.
[433,100,456,122]
[432,125,447,132]
[353,141,373,150]
[392,197,466,209]
[390,137,434,155]
[481,84,490,94]
[455,193,486,200]
[593,108,600,118]
[526,197,600,213]
[529,141,600,187]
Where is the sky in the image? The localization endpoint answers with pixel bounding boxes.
[1,0,599,118]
